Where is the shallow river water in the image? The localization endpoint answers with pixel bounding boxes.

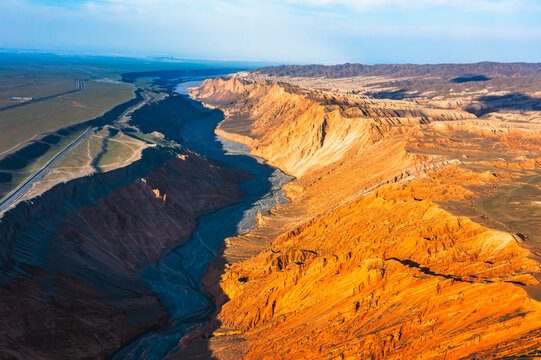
[112,85,291,359]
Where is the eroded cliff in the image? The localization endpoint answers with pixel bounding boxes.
[193,78,472,178]
[0,146,245,359]
[190,77,541,359]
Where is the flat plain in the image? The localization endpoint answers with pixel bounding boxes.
[0,80,135,156]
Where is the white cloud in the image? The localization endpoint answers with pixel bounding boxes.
[1,0,539,63]
[280,0,540,12]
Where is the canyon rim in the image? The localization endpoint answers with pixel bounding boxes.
[1,1,541,359]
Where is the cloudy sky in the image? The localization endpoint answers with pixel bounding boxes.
[1,0,540,64]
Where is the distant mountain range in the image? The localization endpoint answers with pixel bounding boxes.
[254,61,541,78]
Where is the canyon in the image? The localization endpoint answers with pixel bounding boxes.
[0,145,246,359]
[0,71,291,359]
[0,62,539,359]
[187,65,541,359]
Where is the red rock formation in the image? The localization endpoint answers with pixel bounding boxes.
[193,78,471,177]
[191,78,541,359]
[209,166,541,359]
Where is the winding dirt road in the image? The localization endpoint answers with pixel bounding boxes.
[0,87,147,214]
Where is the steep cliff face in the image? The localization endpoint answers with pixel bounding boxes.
[129,94,210,143]
[0,147,245,359]
[211,164,541,360]
[193,78,472,177]
[190,78,541,359]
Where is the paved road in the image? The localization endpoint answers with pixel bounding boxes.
[0,126,93,213]
[0,80,85,112]
[0,87,147,214]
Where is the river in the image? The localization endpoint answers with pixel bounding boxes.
[112,81,291,359]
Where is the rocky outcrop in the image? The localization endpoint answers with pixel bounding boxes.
[210,164,541,359]
[252,62,541,79]
[189,77,541,359]
[0,146,245,359]
[193,78,471,177]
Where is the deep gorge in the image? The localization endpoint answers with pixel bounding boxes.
[0,88,290,359]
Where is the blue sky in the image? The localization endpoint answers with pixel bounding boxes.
[1,0,540,64]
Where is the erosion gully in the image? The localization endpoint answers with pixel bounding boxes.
[113,81,291,359]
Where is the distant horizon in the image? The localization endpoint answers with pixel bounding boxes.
[1,48,539,68]
[1,0,540,64]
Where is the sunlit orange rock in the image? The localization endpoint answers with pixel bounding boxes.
[192,77,541,359]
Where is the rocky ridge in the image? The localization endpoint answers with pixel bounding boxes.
[0,145,245,359]
[190,76,541,359]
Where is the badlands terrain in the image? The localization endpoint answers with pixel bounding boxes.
[0,58,540,359]
[187,62,541,359]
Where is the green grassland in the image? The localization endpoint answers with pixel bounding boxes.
[0,77,136,199]
[0,80,135,156]
[17,126,153,202]
[94,127,155,170]
[0,74,80,109]
[0,57,93,109]
[0,51,253,204]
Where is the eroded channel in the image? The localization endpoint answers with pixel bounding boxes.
[113,84,291,359]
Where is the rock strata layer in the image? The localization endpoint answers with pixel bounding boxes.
[190,76,541,359]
